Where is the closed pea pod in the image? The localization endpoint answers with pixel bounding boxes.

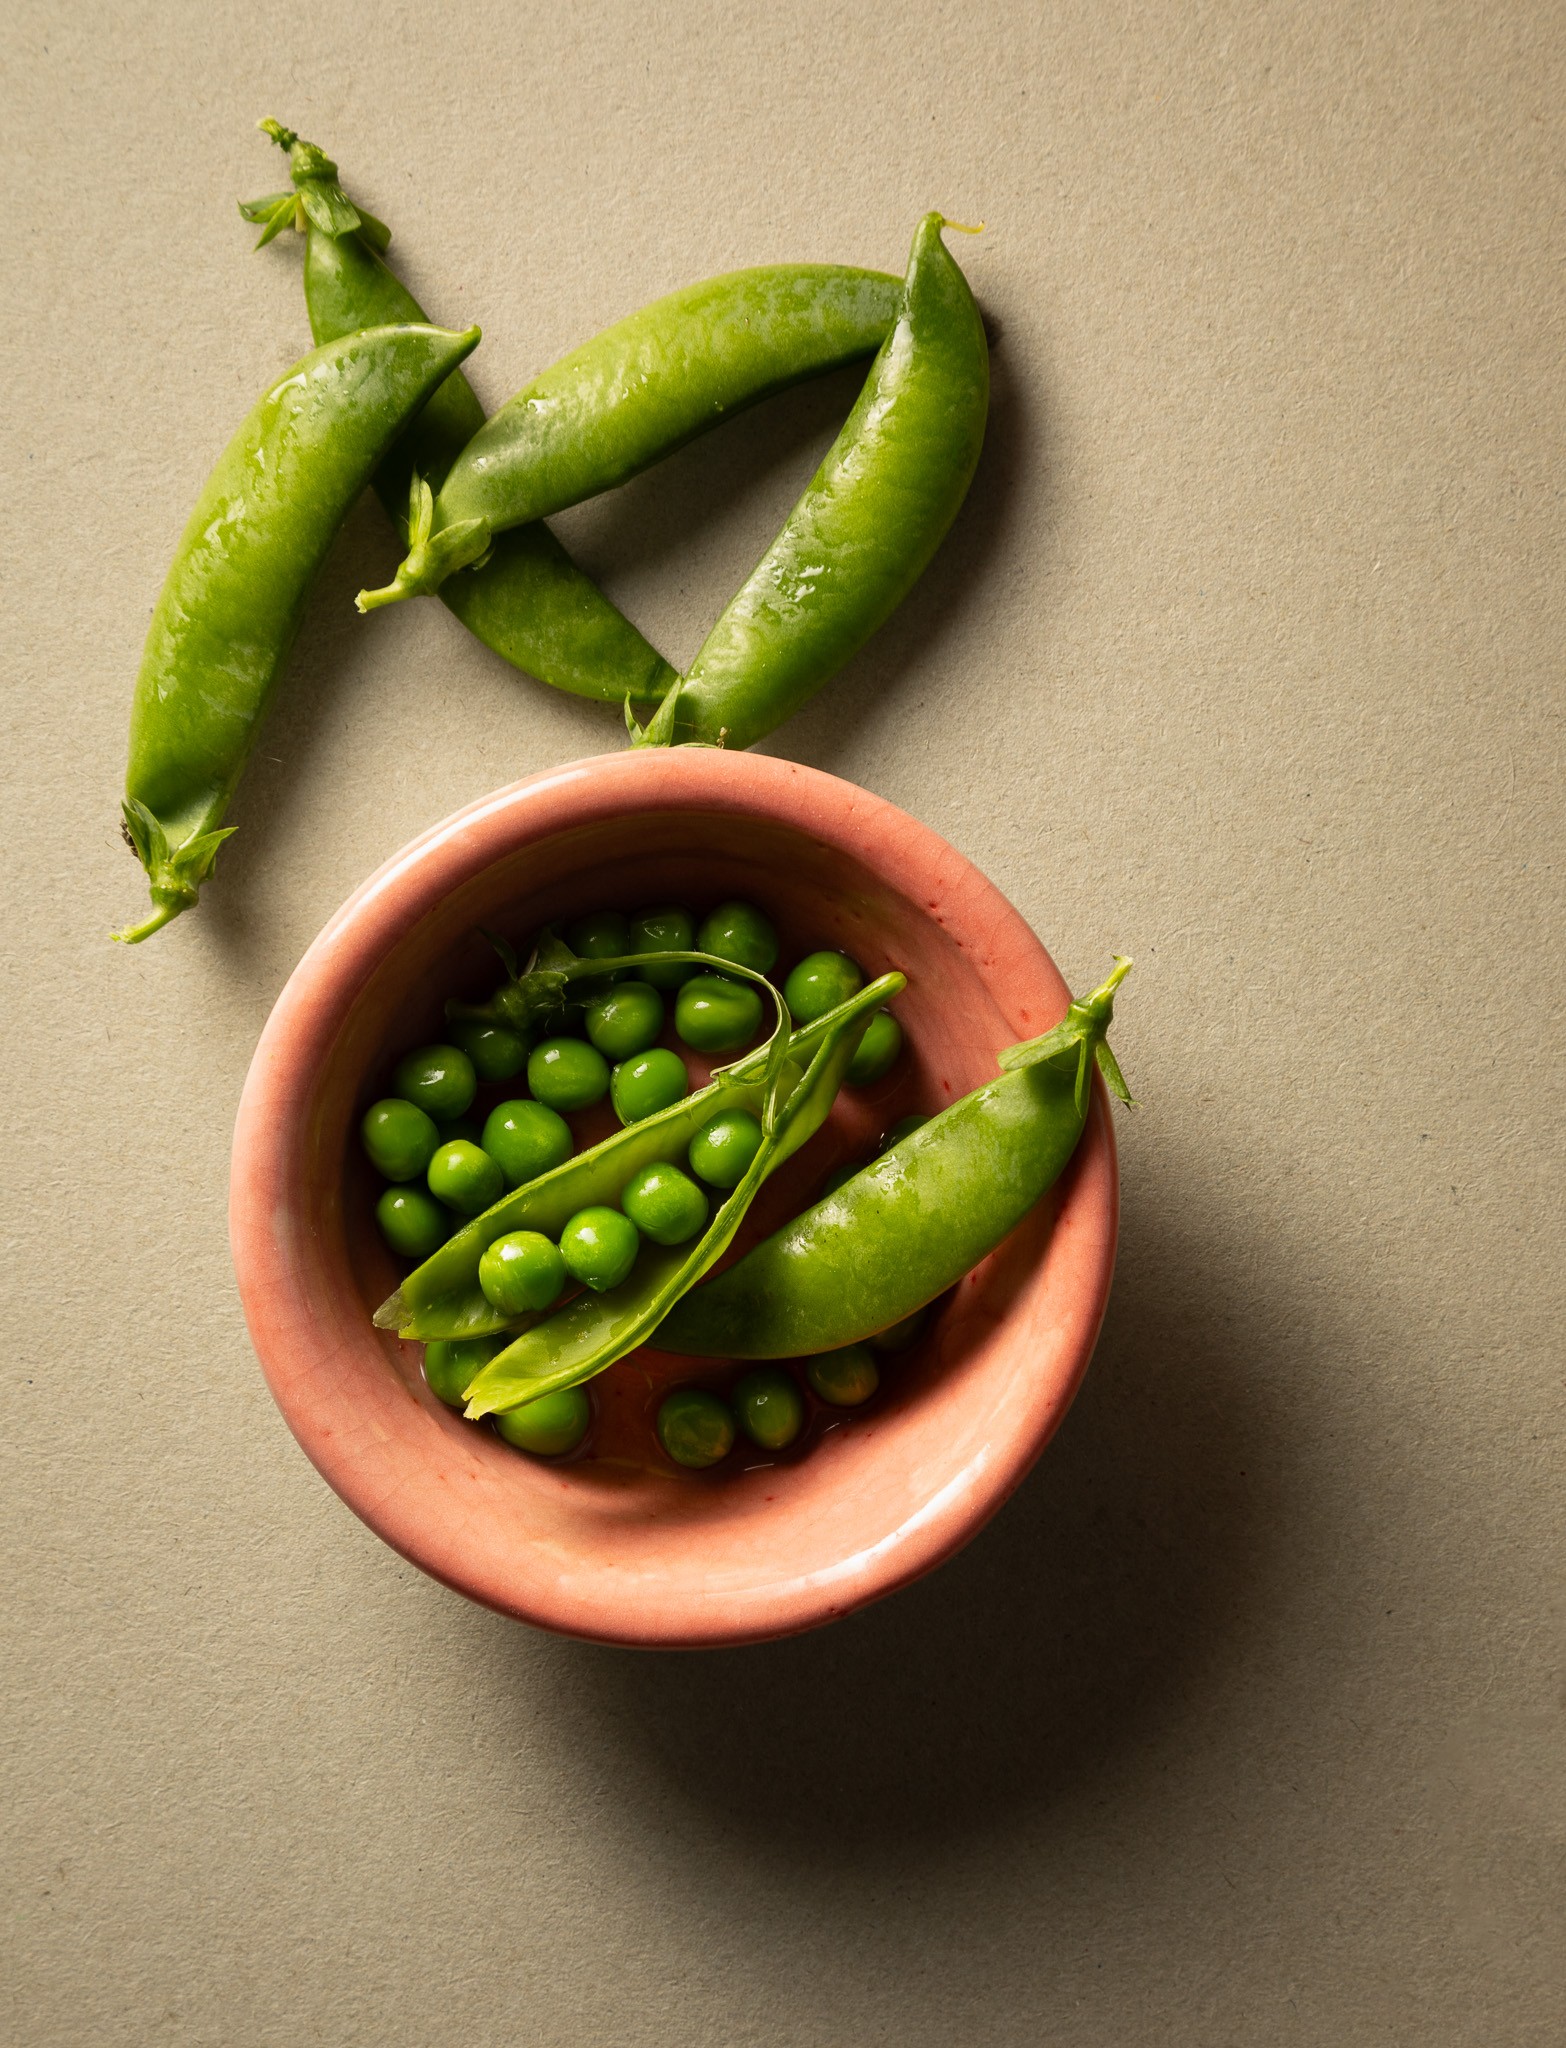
[117,319,479,942]
[245,121,676,707]
[657,961,1133,1359]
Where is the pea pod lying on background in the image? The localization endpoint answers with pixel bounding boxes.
[657,958,1133,1358]
[633,211,991,752]
[117,319,479,943]
[355,255,905,609]
[244,121,676,707]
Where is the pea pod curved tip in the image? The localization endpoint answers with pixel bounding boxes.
[112,897,187,946]
[936,216,986,236]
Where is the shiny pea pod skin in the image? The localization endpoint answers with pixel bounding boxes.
[360,264,904,604]
[664,214,989,751]
[299,221,675,706]
[118,320,479,943]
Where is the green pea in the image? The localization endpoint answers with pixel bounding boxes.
[820,1161,862,1199]
[560,1206,640,1292]
[804,1343,880,1407]
[620,1162,710,1246]
[688,1109,765,1189]
[847,1011,903,1086]
[783,951,864,1024]
[478,1231,567,1315]
[481,1099,574,1188]
[628,905,697,989]
[427,1139,505,1217]
[584,980,664,1061]
[392,1043,478,1122]
[733,1367,804,1451]
[657,1387,735,1468]
[528,1036,610,1112]
[376,1185,449,1260]
[881,1113,928,1152]
[360,1097,439,1182]
[494,1386,591,1456]
[448,1018,530,1083]
[869,1306,929,1354]
[566,910,631,965]
[697,900,779,974]
[424,1335,502,1408]
[675,973,763,1052]
[611,1048,691,1125]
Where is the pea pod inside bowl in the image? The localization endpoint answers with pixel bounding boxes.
[230,750,1119,1647]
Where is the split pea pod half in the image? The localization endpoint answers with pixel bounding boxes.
[244,121,675,706]
[657,960,1133,1359]
[635,212,990,751]
[117,320,479,943]
[356,262,905,609]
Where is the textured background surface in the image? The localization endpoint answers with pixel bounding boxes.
[4,2,1562,2041]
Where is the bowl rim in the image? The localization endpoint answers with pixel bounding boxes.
[230,749,1118,1647]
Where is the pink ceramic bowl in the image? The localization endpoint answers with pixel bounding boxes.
[230,750,1117,1647]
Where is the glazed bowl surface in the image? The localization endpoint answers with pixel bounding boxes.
[230,748,1117,1646]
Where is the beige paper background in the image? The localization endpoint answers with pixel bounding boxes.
[4,1,1562,2040]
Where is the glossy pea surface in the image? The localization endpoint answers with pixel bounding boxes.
[449,1019,529,1082]
[528,1037,610,1112]
[567,911,631,965]
[611,1048,690,1124]
[427,1140,504,1217]
[584,980,664,1060]
[393,1043,477,1122]
[481,1100,574,1188]
[657,1388,735,1469]
[560,1206,640,1292]
[733,1368,804,1450]
[424,1335,502,1407]
[688,1109,764,1190]
[495,1386,591,1456]
[620,1163,710,1246]
[478,1231,567,1315]
[360,1097,439,1182]
[697,900,778,974]
[675,973,763,1052]
[805,1344,880,1407]
[847,1010,903,1086]
[784,952,863,1024]
[376,1186,449,1260]
[628,906,696,989]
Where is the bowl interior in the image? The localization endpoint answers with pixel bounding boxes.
[237,761,1115,1646]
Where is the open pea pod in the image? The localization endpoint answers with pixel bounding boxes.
[461,977,895,1418]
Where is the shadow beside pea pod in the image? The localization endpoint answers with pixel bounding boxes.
[488,1152,1308,1860]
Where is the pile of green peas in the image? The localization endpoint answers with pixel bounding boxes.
[357,899,908,1462]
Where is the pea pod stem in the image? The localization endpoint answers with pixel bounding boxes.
[656,959,1132,1361]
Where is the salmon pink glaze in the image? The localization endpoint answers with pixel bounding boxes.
[229,749,1118,1646]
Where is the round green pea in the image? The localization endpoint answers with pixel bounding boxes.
[697,900,779,974]
[657,1387,735,1468]
[628,905,697,989]
[620,1163,710,1246]
[783,951,864,1024]
[427,1139,504,1217]
[360,1098,439,1182]
[675,973,763,1052]
[495,1386,591,1457]
[881,1113,929,1153]
[392,1043,477,1122]
[478,1231,567,1316]
[733,1367,804,1451]
[566,910,631,973]
[375,1186,449,1261]
[805,1343,880,1407]
[481,1100,574,1188]
[847,1011,903,1086]
[448,1018,530,1083]
[688,1109,764,1190]
[584,980,664,1061]
[611,1048,691,1125]
[560,1206,641,1292]
[820,1161,862,1200]
[424,1335,501,1408]
[528,1037,610,1112]
[869,1306,930,1354]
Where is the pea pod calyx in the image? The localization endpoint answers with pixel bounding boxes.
[240,117,390,251]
